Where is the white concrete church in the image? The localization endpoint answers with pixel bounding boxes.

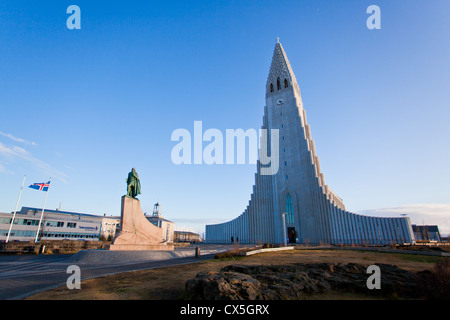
[205,41,415,245]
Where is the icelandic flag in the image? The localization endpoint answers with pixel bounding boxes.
[29,181,50,192]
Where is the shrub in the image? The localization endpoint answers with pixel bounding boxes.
[214,251,244,260]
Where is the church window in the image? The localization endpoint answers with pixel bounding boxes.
[270,83,274,92]
[284,79,289,88]
[286,193,294,224]
[277,78,281,90]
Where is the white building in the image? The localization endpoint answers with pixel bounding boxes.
[0,207,120,242]
[145,203,175,243]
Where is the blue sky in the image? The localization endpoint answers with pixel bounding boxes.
[0,1,449,235]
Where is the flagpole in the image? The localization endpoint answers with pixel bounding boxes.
[6,175,26,243]
[34,178,51,243]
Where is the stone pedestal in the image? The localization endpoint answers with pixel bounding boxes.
[109,196,174,251]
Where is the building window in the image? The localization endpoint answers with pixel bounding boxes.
[46,221,64,227]
[277,78,281,90]
[270,83,274,92]
[286,193,294,224]
[284,79,289,88]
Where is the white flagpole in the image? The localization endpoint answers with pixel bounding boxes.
[34,178,51,243]
[6,175,26,243]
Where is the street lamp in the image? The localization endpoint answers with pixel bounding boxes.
[281,212,287,247]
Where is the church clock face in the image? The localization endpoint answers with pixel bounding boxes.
[276,98,284,106]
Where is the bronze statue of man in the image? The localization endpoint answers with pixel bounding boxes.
[126,168,141,198]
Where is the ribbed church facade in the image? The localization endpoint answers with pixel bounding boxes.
[205,41,415,245]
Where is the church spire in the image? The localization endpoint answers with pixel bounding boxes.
[266,40,301,98]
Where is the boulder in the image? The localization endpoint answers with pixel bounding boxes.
[184,262,437,300]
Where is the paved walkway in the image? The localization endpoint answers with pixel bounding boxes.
[0,244,254,300]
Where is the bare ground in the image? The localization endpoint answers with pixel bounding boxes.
[26,249,449,300]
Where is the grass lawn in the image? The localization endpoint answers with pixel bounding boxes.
[26,248,449,300]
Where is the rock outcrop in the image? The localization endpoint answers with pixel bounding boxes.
[185,262,444,300]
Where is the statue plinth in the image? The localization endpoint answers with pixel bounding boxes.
[109,196,174,251]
